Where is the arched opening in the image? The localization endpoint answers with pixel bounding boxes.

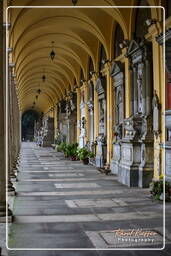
[114,23,124,58]
[99,43,107,72]
[22,110,40,141]
[134,0,151,39]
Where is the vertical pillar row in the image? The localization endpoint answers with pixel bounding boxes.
[76,87,81,143]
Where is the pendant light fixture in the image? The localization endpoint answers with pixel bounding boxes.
[37,89,41,94]
[42,69,46,82]
[50,41,56,61]
[72,0,78,5]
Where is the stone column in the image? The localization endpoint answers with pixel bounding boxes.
[148,22,163,180]
[76,87,81,143]
[133,66,138,114]
[8,64,17,193]
[124,57,131,118]
[84,82,89,144]
[104,61,113,164]
[9,65,17,178]
[92,73,99,140]
[0,14,12,221]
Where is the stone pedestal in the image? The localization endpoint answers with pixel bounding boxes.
[165,110,171,182]
[118,142,141,187]
[138,115,154,188]
[95,135,107,168]
[166,144,171,182]
[117,114,143,187]
[110,143,121,175]
[138,143,154,188]
[42,117,54,147]
[0,201,13,223]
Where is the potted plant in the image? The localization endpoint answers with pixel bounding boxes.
[77,147,94,165]
[56,142,68,157]
[65,143,78,160]
[150,175,171,201]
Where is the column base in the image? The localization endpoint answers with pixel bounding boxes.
[0,202,13,223]
[0,214,13,223]
[138,169,154,188]
[95,154,104,168]
[110,159,119,175]
[118,165,139,187]
[8,191,16,196]
[8,181,16,196]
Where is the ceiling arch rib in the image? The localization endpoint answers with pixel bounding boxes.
[18,65,69,97]
[16,51,81,90]
[12,16,106,60]
[14,32,94,86]
[17,56,73,88]
[19,77,62,101]
[20,91,54,111]
[11,9,108,48]
[18,68,67,96]
[9,2,130,113]
[20,84,59,104]
[16,46,84,76]
[18,71,65,97]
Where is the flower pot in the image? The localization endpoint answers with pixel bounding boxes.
[71,155,77,161]
[82,158,89,165]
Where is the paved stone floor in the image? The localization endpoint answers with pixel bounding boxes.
[3,142,171,255]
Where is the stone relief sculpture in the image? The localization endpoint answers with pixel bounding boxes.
[81,116,86,129]
[137,64,143,113]
[152,90,161,138]
[66,101,71,117]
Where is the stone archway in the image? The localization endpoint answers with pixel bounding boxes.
[22,110,40,141]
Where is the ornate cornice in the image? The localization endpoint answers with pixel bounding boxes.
[156,28,171,45]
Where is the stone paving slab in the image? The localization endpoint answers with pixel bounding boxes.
[6,142,171,253]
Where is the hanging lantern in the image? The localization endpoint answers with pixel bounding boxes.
[72,0,78,5]
[37,89,41,94]
[50,41,55,61]
[50,50,55,60]
[42,74,46,82]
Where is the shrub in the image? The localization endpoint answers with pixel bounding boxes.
[150,176,171,201]
[77,147,94,161]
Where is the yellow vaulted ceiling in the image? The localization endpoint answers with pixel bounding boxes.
[7,0,160,113]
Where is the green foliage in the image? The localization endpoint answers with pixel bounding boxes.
[77,147,94,160]
[56,142,67,153]
[65,143,78,157]
[56,142,78,157]
[150,176,171,201]
[54,133,66,145]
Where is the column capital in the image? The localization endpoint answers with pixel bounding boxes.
[92,72,98,85]
[7,47,13,53]
[76,87,81,93]
[9,62,15,67]
[148,21,163,38]
[82,81,88,89]
[101,61,112,76]
[3,23,11,29]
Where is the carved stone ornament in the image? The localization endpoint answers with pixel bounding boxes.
[123,113,144,141]
[110,61,123,79]
[81,117,86,129]
[113,123,122,141]
[66,101,71,117]
[96,134,106,144]
[152,90,161,138]
[95,76,106,96]
[87,100,94,112]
